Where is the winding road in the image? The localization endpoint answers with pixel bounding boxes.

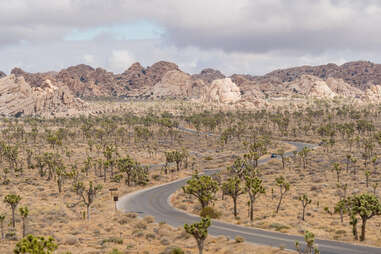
[117,134,381,254]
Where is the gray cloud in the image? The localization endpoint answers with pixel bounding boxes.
[1,0,381,75]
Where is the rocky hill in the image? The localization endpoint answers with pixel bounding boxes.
[0,75,87,117]
[4,60,381,115]
[10,61,180,98]
[246,61,381,90]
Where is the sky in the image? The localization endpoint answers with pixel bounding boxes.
[1,0,381,75]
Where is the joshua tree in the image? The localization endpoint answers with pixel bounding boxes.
[14,235,57,254]
[222,177,245,217]
[345,154,351,172]
[76,181,102,220]
[164,151,175,174]
[19,206,29,237]
[332,163,342,183]
[184,217,211,254]
[335,183,348,223]
[0,214,5,239]
[245,175,265,221]
[344,193,381,241]
[298,147,310,169]
[372,182,378,196]
[4,194,21,228]
[182,174,219,209]
[275,176,290,214]
[56,164,67,193]
[172,150,185,171]
[299,194,312,221]
[277,149,286,169]
[295,231,320,254]
[365,170,370,188]
[350,214,359,240]
[117,156,135,186]
[228,157,251,179]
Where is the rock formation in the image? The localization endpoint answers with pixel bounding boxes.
[0,75,86,117]
[6,60,381,113]
[202,78,241,104]
[0,71,6,79]
[148,70,205,99]
[11,61,180,98]
[192,68,225,84]
[257,61,381,90]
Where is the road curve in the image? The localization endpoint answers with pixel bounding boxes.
[117,141,381,254]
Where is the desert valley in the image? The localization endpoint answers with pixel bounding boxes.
[0,60,380,254]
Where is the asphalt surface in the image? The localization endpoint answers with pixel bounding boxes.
[117,135,381,254]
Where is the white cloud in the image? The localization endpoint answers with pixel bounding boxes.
[108,50,136,73]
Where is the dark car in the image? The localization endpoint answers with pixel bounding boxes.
[271,153,277,158]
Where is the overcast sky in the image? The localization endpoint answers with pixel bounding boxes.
[1,0,381,75]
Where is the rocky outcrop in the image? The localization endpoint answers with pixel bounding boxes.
[285,75,336,99]
[192,68,225,84]
[55,65,116,97]
[8,60,381,107]
[148,70,205,99]
[144,61,179,85]
[11,61,180,98]
[11,68,56,88]
[260,61,381,90]
[202,78,241,104]
[0,71,6,79]
[0,75,86,117]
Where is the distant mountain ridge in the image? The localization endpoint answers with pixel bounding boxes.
[2,60,381,116]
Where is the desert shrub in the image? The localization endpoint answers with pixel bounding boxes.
[161,246,185,254]
[143,216,155,224]
[111,174,123,183]
[145,233,156,240]
[335,230,346,235]
[100,237,123,245]
[204,156,213,161]
[132,230,144,237]
[109,249,123,254]
[235,236,245,243]
[126,212,138,218]
[269,223,290,231]
[152,174,161,181]
[135,221,147,230]
[200,206,221,219]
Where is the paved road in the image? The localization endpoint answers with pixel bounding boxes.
[117,139,381,254]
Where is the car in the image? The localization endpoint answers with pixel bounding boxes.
[271,153,277,158]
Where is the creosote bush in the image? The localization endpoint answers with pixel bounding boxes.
[200,206,221,219]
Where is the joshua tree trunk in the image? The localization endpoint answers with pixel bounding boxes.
[302,206,306,221]
[57,178,63,193]
[249,196,254,221]
[276,194,284,214]
[11,208,15,228]
[87,204,90,220]
[0,221,4,239]
[22,217,26,237]
[233,197,237,218]
[197,239,204,254]
[360,218,367,241]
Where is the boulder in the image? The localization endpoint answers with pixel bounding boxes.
[202,78,241,104]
